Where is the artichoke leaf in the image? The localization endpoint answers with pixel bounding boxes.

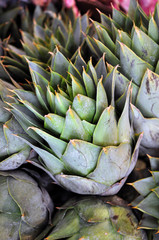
[136,69,159,118]
[109,206,145,238]
[55,174,110,195]
[95,54,107,83]
[93,21,115,53]
[34,84,49,112]
[12,136,65,175]
[72,94,96,122]
[149,156,159,171]
[93,78,108,123]
[139,214,159,230]
[0,100,11,122]
[130,176,156,197]
[131,104,159,150]
[82,67,95,98]
[75,198,109,222]
[61,140,101,176]
[135,192,159,219]
[60,108,91,142]
[71,74,86,98]
[13,89,40,108]
[95,38,119,66]
[88,143,131,185]
[119,42,154,86]
[46,85,55,112]
[31,127,67,159]
[55,91,72,116]
[0,213,20,240]
[7,176,48,227]
[51,50,69,79]
[44,113,65,135]
[148,16,159,43]
[93,106,118,146]
[132,26,159,66]
[0,147,30,171]
[82,120,95,137]
[47,210,80,239]
[117,82,132,144]
[87,58,98,86]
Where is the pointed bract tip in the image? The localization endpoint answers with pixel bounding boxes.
[26,160,32,163]
[89,18,94,23]
[82,65,86,71]
[48,51,54,56]
[137,227,141,230]
[127,182,133,186]
[132,206,137,209]
[70,139,76,147]
[3,124,8,129]
[27,126,35,131]
[96,8,101,14]
[111,2,115,9]
[4,107,11,112]
[146,154,152,159]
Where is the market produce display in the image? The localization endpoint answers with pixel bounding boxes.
[0,0,158,239]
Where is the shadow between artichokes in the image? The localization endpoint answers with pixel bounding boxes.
[8,50,143,195]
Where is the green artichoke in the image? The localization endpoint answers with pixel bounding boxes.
[130,155,159,235]
[0,79,31,170]
[1,3,91,84]
[35,196,147,240]
[9,50,142,195]
[85,0,159,156]
[0,169,53,240]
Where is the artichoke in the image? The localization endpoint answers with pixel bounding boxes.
[130,155,159,235]
[0,169,53,240]
[1,2,91,84]
[35,196,147,240]
[0,79,31,170]
[9,50,142,195]
[85,0,159,156]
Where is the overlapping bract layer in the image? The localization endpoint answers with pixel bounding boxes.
[1,3,91,83]
[0,170,53,240]
[35,196,147,240]
[0,79,30,170]
[2,0,159,158]
[131,156,159,233]
[85,0,159,156]
[8,50,142,195]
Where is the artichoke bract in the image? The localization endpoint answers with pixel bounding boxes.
[35,196,147,240]
[9,50,142,195]
[130,155,159,234]
[0,169,53,240]
[85,0,159,156]
[0,79,31,170]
